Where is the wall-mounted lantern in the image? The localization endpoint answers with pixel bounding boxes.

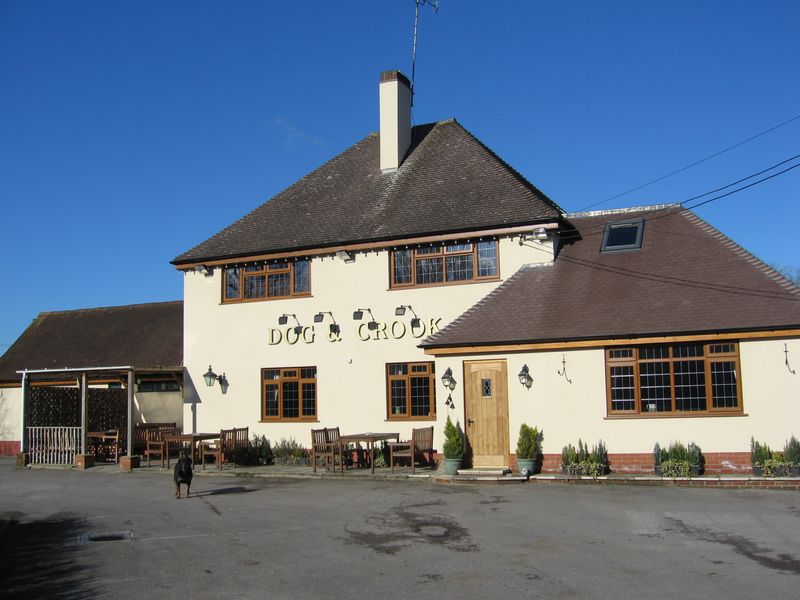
[203,365,229,395]
[441,367,457,391]
[518,364,533,388]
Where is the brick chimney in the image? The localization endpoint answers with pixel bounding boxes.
[379,70,412,172]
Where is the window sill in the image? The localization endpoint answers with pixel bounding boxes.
[259,419,319,423]
[388,276,500,291]
[221,294,313,305]
[385,417,437,422]
[605,412,748,420]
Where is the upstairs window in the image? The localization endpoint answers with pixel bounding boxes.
[390,240,499,288]
[223,260,310,303]
[601,219,644,252]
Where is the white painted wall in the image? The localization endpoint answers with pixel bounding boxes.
[0,387,21,449]
[438,338,800,458]
[183,235,554,450]
[134,391,184,428]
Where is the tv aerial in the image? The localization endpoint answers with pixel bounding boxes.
[411,0,439,106]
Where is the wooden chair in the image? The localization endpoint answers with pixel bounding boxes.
[145,425,181,468]
[134,422,177,456]
[311,427,342,472]
[388,426,435,473]
[200,427,249,470]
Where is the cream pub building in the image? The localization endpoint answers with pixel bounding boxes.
[173,70,800,472]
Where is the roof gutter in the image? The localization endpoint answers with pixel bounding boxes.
[17,366,135,375]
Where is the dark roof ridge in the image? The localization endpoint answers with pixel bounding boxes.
[679,210,800,296]
[171,127,385,265]
[36,300,184,318]
[445,119,565,215]
[420,265,540,347]
[172,122,447,265]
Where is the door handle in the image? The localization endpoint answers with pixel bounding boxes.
[467,419,475,426]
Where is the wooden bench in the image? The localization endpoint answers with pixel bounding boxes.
[388,426,435,473]
[144,425,182,468]
[199,427,249,470]
[133,423,178,456]
[311,427,342,473]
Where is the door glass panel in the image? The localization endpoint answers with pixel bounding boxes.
[481,378,492,398]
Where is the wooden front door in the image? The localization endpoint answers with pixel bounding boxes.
[463,360,509,468]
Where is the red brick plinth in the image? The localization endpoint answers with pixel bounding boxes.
[74,454,95,470]
[119,456,140,471]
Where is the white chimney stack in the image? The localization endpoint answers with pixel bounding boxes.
[379,70,412,173]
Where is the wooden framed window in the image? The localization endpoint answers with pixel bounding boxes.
[390,240,499,289]
[261,367,317,421]
[223,260,311,303]
[606,342,742,417]
[386,362,436,420]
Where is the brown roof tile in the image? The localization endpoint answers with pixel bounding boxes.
[172,120,562,265]
[422,206,800,348]
[0,301,183,382]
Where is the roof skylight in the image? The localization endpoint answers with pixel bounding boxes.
[601,219,644,252]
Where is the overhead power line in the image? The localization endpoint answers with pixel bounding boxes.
[563,152,800,241]
[576,112,800,212]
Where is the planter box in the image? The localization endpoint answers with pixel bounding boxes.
[654,464,703,477]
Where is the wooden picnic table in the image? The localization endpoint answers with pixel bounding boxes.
[339,432,400,474]
[164,432,220,467]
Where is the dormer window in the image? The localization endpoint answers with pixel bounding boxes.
[601,219,644,252]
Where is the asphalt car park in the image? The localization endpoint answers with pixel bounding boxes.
[1,459,799,599]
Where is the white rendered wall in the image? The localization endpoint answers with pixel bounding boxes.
[436,338,800,458]
[182,235,554,450]
[0,387,21,452]
[134,391,184,428]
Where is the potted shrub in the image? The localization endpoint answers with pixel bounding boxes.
[516,424,542,475]
[654,441,704,477]
[441,415,465,476]
[560,439,609,477]
[783,436,800,476]
[750,437,772,476]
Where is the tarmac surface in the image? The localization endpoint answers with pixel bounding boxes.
[1,457,799,599]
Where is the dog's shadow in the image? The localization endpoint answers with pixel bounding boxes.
[189,486,256,497]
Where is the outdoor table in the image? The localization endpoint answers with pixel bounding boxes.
[339,432,400,474]
[164,432,220,467]
[87,430,120,463]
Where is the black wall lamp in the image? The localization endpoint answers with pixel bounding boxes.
[441,367,457,391]
[314,311,341,335]
[395,305,421,328]
[353,308,378,330]
[518,364,533,388]
[278,314,304,334]
[203,365,229,394]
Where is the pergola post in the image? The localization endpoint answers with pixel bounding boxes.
[19,371,28,453]
[127,370,134,457]
[80,372,88,454]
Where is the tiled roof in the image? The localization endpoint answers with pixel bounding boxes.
[172,119,562,265]
[422,206,800,348]
[0,301,183,382]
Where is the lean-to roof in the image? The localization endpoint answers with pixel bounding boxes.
[172,119,562,265]
[422,206,800,348]
[0,301,183,382]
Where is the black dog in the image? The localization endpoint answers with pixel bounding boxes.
[173,455,193,498]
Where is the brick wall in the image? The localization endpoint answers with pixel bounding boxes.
[536,451,752,474]
[0,441,21,456]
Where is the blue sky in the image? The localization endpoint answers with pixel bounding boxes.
[1,1,799,350]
